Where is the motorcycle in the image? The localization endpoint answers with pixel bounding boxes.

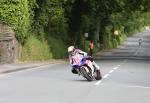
[72,57,102,81]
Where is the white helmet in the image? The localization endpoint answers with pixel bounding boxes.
[68,46,75,53]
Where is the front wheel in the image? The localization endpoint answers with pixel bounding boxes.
[80,66,93,81]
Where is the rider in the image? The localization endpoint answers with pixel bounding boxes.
[68,46,100,75]
[138,38,142,46]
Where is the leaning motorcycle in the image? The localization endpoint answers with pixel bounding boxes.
[72,57,102,81]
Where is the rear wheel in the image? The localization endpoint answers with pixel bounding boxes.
[80,67,93,81]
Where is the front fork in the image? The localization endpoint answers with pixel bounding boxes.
[86,62,95,77]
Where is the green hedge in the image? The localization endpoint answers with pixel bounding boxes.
[0,0,36,43]
[21,36,52,61]
[21,36,69,60]
[48,37,68,59]
[0,48,3,56]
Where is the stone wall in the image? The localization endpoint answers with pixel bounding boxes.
[0,23,21,63]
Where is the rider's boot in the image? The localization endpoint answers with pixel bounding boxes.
[71,68,78,74]
[92,61,102,80]
[92,61,100,71]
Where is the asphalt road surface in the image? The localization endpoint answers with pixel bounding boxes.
[0,31,150,103]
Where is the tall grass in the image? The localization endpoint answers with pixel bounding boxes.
[0,48,3,56]
[48,37,68,59]
[21,36,52,61]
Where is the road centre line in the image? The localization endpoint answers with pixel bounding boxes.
[133,45,142,56]
[103,74,110,79]
[134,47,140,56]
[95,80,103,85]
[95,59,128,86]
[95,63,124,85]
[95,69,114,86]
[127,85,150,89]
[113,67,119,70]
[108,70,114,73]
[117,65,121,67]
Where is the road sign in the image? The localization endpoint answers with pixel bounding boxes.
[84,33,88,38]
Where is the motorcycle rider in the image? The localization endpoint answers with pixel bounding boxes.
[68,46,100,76]
[138,38,142,46]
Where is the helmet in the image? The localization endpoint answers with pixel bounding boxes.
[68,46,75,53]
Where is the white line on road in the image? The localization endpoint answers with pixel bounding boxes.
[94,73,110,86]
[108,70,114,73]
[95,80,103,85]
[113,67,119,70]
[0,65,52,78]
[95,64,123,85]
[127,85,150,89]
[103,74,110,78]
[134,46,141,56]
[95,59,129,86]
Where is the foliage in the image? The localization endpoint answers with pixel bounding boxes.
[47,37,68,59]
[0,0,37,43]
[21,36,52,61]
[0,48,3,56]
[34,0,68,40]
[1,0,150,61]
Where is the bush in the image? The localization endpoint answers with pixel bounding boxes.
[0,0,37,43]
[48,37,68,59]
[0,48,3,56]
[21,36,52,61]
[112,39,118,48]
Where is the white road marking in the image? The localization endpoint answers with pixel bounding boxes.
[94,73,110,85]
[95,63,123,85]
[113,67,119,70]
[134,49,139,56]
[127,85,150,89]
[108,70,114,73]
[0,65,51,78]
[134,46,141,56]
[103,74,110,79]
[95,80,103,85]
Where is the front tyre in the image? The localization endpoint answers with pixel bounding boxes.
[80,67,93,81]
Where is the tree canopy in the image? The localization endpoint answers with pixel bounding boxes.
[1,0,150,59]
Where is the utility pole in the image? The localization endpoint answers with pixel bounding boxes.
[84,33,88,51]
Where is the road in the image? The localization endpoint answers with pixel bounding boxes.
[0,31,150,103]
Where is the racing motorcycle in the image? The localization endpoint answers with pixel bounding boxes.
[72,57,102,81]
